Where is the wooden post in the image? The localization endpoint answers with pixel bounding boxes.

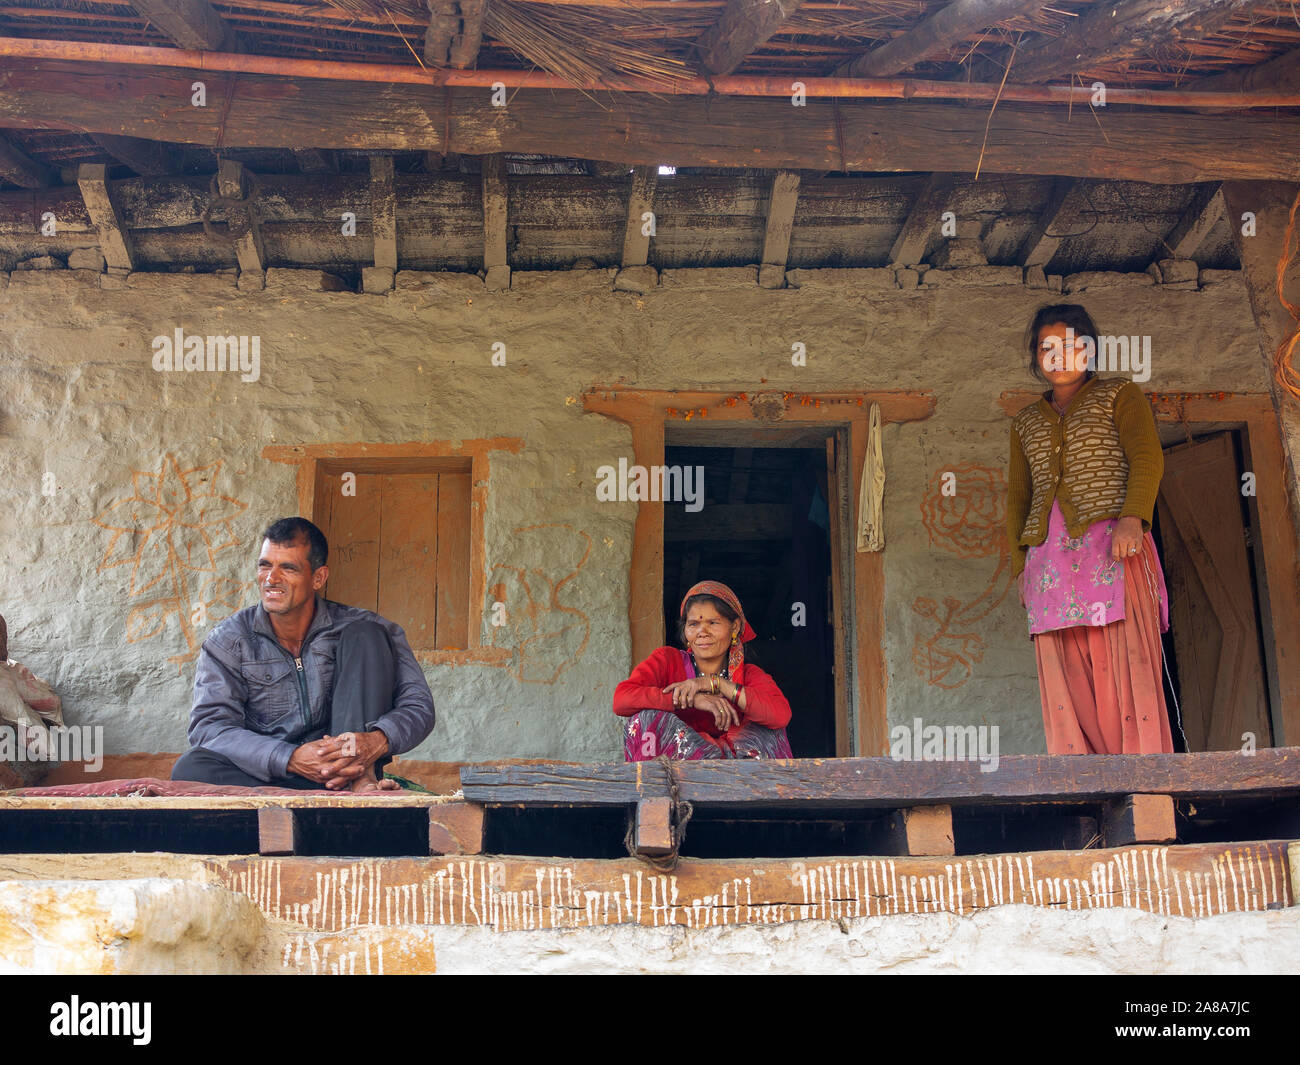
[216,159,265,290]
[427,801,486,855]
[633,797,675,857]
[481,153,510,292]
[888,804,955,856]
[77,163,134,275]
[620,165,658,269]
[758,169,800,289]
[258,807,300,856]
[1102,793,1177,846]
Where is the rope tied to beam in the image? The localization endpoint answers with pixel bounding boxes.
[201,169,263,247]
[623,755,694,872]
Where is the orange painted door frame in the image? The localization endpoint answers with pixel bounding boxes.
[584,388,937,756]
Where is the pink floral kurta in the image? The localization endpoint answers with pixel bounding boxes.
[1022,500,1168,636]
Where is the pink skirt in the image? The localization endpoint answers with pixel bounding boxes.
[1033,536,1173,755]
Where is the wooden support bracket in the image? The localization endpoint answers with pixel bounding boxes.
[1102,793,1177,846]
[427,801,486,855]
[633,797,675,857]
[888,803,955,856]
[258,807,300,856]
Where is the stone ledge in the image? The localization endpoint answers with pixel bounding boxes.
[785,267,896,291]
[923,266,1024,287]
[394,270,485,297]
[659,266,758,290]
[1063,271,1156,293]
[512,269,613,296]
[266,268,350,293]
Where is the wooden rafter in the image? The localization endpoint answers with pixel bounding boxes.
[425,0,486,69]
[989,0,1241,85]
[132,0,238,51]
[694,0,805,77]
[620,165,658,268]
[4,64,1300,183]
[89,134,181,177]
[0,134,53,188]
[1187,46,1300,95]
[76,163,134,272]
[834,0,1049,79]
[1018,178,1086,269]
[758,169,799,288]
[1161,183,1224,261]
[889,173,955,267]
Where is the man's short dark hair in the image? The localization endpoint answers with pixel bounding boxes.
[261,517,329,571]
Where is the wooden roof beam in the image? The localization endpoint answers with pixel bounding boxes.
[987,0,1241,85]
[758,169,800,288]
[7,64,1300,183]
[1161,183,1224,261]
[620,165,658,269]
[90,133,181,178]
[1017,178,1090,269]
[889,173,955,267]
[481,153,509,291]
[1187,46,1300,96]
[425,0,486,69]
[76,163,134,273]
[0,133,53,188]
[834,0,1050,79]
[695,0,805,77]
[132,0,239,52]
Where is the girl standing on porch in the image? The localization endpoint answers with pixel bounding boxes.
[614,580,793,760]
[1007,303,1174,755]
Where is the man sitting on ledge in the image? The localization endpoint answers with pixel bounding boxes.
[172,517,435,792]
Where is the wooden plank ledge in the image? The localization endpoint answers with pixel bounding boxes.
[461,749,1300,808]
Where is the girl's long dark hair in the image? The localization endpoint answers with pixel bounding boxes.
[1025,303,1100,382]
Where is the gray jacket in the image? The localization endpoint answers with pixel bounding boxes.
[188,597,435,782]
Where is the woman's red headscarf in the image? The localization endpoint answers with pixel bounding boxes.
[679,580,756,678]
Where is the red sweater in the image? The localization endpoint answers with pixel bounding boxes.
[613,646,792,746]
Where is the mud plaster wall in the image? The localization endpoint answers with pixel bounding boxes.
[0,267,1271,761]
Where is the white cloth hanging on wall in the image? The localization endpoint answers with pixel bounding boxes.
[857,402,885,552]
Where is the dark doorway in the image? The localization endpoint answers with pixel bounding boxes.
[1152,426,1276,751]
[662,443,836,757]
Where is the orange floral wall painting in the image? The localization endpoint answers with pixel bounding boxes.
[911,463,1014,690]
[93,454,252,671]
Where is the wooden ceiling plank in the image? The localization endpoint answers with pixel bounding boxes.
[758,168,799,288]
[76,162,134,272]
[695,0,805,77]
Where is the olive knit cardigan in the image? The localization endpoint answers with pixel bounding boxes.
[1006,375,1164,577]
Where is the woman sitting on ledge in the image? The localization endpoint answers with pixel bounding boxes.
[614,581,793,761]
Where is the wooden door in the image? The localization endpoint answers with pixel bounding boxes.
[1156,433,1272,751]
